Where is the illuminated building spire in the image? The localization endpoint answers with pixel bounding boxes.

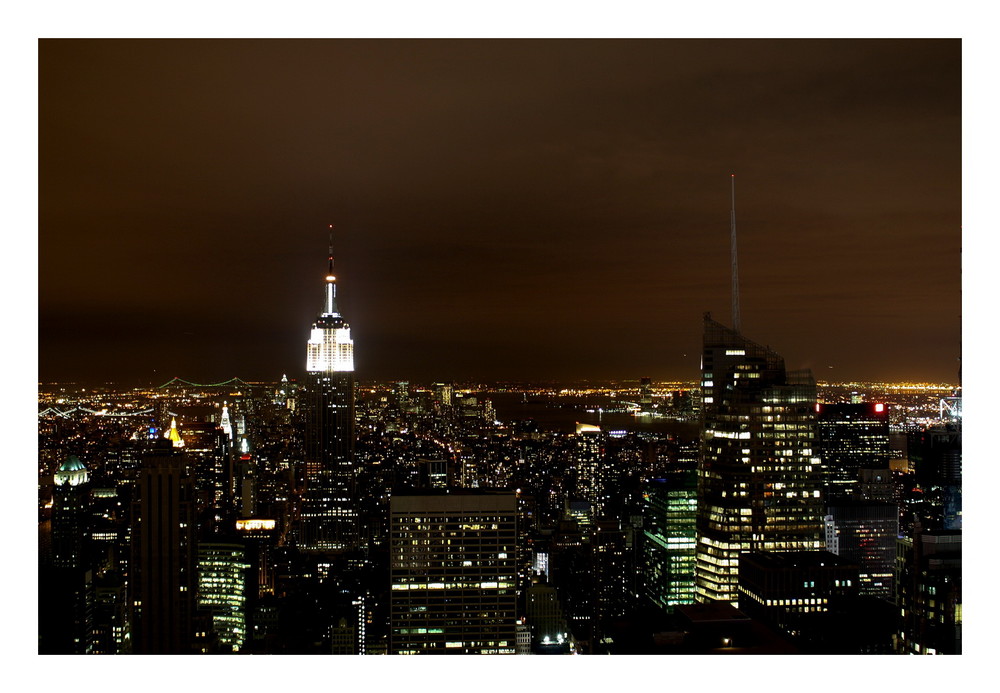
[165,417,184,447]
[307,225,354,373]
[220,405,233,440]
[324,224,340,317]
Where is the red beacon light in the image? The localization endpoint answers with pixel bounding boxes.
[874,403,885,413]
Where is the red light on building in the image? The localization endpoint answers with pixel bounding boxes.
[874,403,885,413]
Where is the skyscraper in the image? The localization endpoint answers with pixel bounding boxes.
[641,471,698,611]
[895,529,962,654]
[816,402,890,500]
[816,402,896,598]
[130,440,197,653]
[389,490,518,654]
[41,455,94,654]
[197,542,249,652]
[300,242,357,552]
[52,455,90,571]
[908,425,962,531]
[824,501,897,598]
[573,423,603,518]
[696,314,824,605]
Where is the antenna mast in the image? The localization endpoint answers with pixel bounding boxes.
[328,223,335,274]
[730,174,742,333]
[324,223,338,315]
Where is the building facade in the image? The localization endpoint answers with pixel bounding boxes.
[197,542,249,652]
[130,441,198,653]
[895,529,962,654]
[389,490,518,654]
[642,471,698,611]
[816,402,890,500]
[737,550,860,630]
[696,315,825,605]
[824,501,898,599]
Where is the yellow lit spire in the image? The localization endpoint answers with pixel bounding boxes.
[165,417,184,447]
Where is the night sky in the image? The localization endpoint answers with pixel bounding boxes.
[38,39,961,385]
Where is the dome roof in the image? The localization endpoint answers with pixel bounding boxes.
[58,455,87,473]
[55,455,88,486]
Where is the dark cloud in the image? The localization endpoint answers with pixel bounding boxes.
[39,39,961,384]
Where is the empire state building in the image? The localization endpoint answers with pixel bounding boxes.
[299,245,357,551]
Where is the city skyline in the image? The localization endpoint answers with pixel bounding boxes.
[38,39,961,385]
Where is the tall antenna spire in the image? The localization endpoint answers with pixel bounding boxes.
[730,174,742,333]
[324,223,339,316]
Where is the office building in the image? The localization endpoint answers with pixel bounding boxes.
[92,571,129,654]
[641,471,697,611]
[896,529,962,654]
[41,455,94,654]
[824,501,898,599]
[52,455,90,570]
[816,402,890,500]
[178,419,232,517]
[737,551,860,630]
[908,425,962,531]
[525,574,571,653]
[390,490,517,654]
[573,423,603,517]
[696,314,824,605]
[639,376,653,412]
[300,246,358,551]
[197,542,249,652]
[130,440,198,653]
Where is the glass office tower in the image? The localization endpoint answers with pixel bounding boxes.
[695,314,824,605]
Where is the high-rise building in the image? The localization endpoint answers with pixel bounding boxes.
[816,402,890,500]
[389,490,518,654]
[696,314,824,605]
[895,529,962,654]
[92,571,129,654]
[52,455,90,570]
[525,575,571,653]
[300,245,357,552]
[180,419,232,523]
[41,455,95,654]
[573,423,603,517]
[641,471,698,611]
[393,380,410,411]
[432,382,453,408]
[197,542,249,652]
[908,425,962,531]
[824,501,898,599]
[130,440,197,653]
[639,376,653,411]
